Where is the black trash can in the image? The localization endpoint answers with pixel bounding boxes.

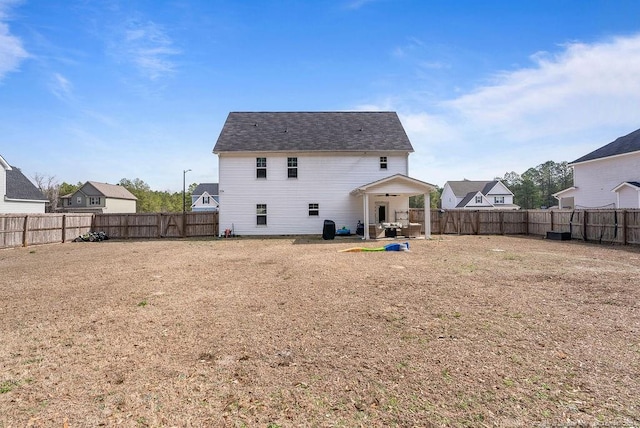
[322,220,336,240]
[356,221,364,236]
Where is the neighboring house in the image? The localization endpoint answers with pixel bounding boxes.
[213,111,436,239]
[441,180,519,210]
[59,181,137,213]
[191,183,219,212]
[0,154,47,213]
[554,127,640,209]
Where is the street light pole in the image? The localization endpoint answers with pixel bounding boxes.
[183,169,191,214]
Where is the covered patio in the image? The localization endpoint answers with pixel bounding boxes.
[351,174,436,240]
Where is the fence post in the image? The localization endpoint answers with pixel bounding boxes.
[550,210,554,231]
[583,210,588,241]
[22,215,29,247]
[622,210,627,245]
[62,214,66,243]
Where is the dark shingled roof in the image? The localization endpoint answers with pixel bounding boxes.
[213,112,414,153]
[6,167,48,201]
[193,183,219,196]
[572,127,640,164]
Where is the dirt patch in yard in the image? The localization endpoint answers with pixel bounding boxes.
[1,235,639,427]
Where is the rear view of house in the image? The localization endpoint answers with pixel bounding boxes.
[213,111,435,239]
[59,181,137,213]
[0,154,47,213]
[441,180,519,210]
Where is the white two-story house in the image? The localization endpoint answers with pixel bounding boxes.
[441,180,519,210]
[212,112,435,239]
[554,127,640,209]
[191,183,219,212]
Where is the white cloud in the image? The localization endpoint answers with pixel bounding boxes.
[117,19,180,80]
[0,0,28,81]
[383,33,640,186]
[50,72,73,101]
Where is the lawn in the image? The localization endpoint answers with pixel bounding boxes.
[1,235,639,427]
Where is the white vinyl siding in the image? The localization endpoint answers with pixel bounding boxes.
[218,152,409,236]
[572,152,640,209]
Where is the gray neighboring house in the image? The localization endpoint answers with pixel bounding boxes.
[191,183,219,212]
[59,181,137,213]
[0,154,47,214]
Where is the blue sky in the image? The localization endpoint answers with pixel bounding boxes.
[2,0,640,191]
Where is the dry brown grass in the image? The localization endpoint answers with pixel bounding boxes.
[1,235,639,427]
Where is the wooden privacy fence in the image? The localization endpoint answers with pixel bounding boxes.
[408,208,640,245]
[92,212,219,239]
[0,212,219,249]
[2,209,640,248]
[0,213,94,248]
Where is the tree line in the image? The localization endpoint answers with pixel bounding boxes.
[500,160,573,209]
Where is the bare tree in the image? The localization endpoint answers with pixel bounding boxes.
[33,173,60,213]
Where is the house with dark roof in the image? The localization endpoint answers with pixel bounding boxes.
[554,127,640,209]
[191,183,219,212]
[441,180,519,210]
[213,112,436,239]
[59,181,137,213]
[0,154,48,213]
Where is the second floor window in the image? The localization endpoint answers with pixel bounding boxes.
[203,196,210,204]
[494,196,505,204]
[475,195,483,204]
[256,157,267,179]
[380,156,388,169]
[89,197,101,205]
[76,196,82,204]
[288,157,298,178]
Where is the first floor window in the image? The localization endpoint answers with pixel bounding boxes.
[475,195,483,204]
[308,203,319,216]
[380,156,388,169]
[288,157,298,178]
[89,197,101,205]
[256,157,267,178]
[494,196,505,204]
[257,204,267,225]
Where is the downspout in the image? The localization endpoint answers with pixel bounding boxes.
[424,192,431,238]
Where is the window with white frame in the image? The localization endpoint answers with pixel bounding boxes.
[380,156,388,169]
[494,196,505,204]
[256,204,267,225]
[475,195,483,204]
[89,197,101,205]
[203,196,210,204]
[256,157,267,179]
[76,196,82,204]
[308,203,319,216]
[288,157,298,178]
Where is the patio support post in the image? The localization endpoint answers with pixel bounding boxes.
[424,192,431,238]
[363,193,370,240]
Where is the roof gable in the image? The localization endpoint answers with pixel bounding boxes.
[5,167,48,201]
[80,181,137,200]
[446,180,492,198]
[193,183,219,196]
[572,127,640,164]
[213,112,414,153]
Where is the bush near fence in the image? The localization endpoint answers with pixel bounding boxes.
[2,209,640,249]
